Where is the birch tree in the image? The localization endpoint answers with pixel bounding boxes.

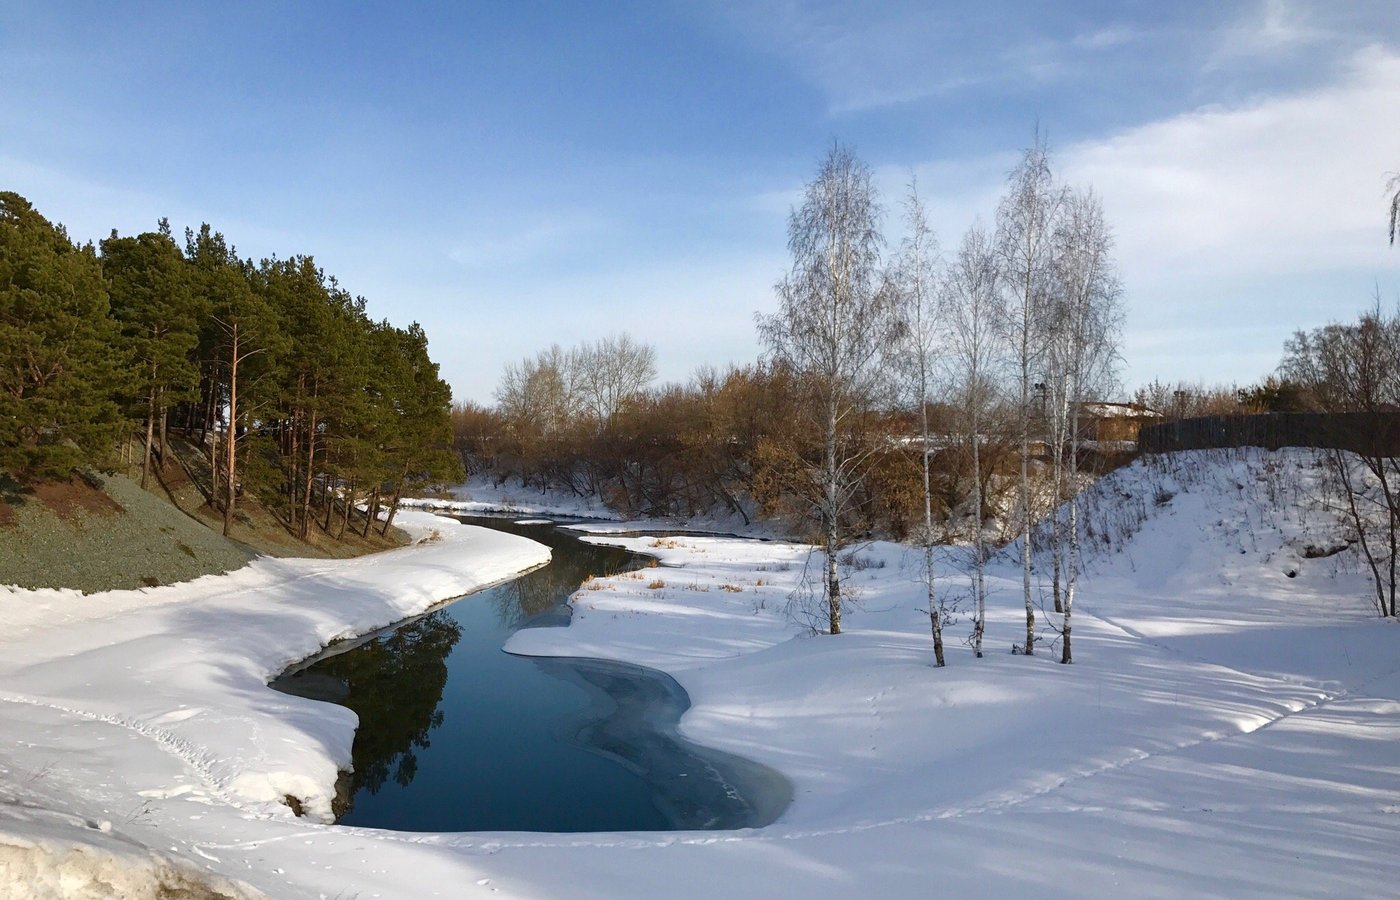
[575,333,657,427]
[1388,170,1400,246]
[943,224,1003,658]
[758,143,893,635]
[891,178,946,665]
[996,135,1065,656]
[1046,188,1123,664]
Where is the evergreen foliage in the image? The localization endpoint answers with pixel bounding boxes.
[0,192,463,540]
[0,193,124,476]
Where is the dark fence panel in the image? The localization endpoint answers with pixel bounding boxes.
[1139,413,1400,457]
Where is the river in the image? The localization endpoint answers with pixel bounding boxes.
[270,515,791,833]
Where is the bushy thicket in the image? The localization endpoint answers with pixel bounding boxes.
[454,354,1026,541]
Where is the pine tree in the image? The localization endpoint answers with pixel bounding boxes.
[0,193,125,477]
[101,229,201,487]
[377,323,463,534]
[185,225,283,535]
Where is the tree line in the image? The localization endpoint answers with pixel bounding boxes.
[459,137,1127,665]
[0,191,460,540]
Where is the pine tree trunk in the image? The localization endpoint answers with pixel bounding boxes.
[223,325,239,537]
[300,409,317,541]
[338,480,353,540]
[362,487,381,538]
[201,372,213,448]
[210,424,220,507]
[380,479,403,536]
[287,419,299,531]
[141,382,156,489]
[159,402,168,470]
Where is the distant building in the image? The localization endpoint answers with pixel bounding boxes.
[1077,402,1161,447]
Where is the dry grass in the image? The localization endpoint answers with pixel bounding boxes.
[720,583,743,593]
[647,578,666,590]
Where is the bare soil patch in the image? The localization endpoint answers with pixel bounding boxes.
[33,478,123,523]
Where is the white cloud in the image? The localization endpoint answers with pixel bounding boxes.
[707,1,1016,114]
[1059,45,1400,280]
[1209,0,1332,66]
[1072,25,1143,51]
[1048,45,1400,386]
[447,215,606,269]
[882,46,1400,389]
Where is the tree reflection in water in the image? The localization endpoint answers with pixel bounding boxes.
[472,517,640,630]
[275,519,639,818]
[284,611,462,810]
[268,517,790,833]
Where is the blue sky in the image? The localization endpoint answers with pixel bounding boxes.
[3,0,1398,402]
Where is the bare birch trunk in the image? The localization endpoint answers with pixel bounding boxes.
[1020,340,1035,655]
[1050,381,1070,614]
[922,401,943,666]
[971,414,986,659]
[825,398,842,635]
[1062,401,1081,664]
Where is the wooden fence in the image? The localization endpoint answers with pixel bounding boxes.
[1138,412,1400,456]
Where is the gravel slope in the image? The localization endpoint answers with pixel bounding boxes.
[0,473,252,593]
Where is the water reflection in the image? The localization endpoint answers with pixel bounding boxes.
[275,611,462,806]
[270,516,791,833]
[474,517,641,629]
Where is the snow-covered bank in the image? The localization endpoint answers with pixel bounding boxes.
[401,476,623,521]
[1,450,1398,898]
[0,512,550,897]
[404,475,784,537]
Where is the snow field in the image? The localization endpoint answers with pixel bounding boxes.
[0,512,551,898]
[0,449,1396,898]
